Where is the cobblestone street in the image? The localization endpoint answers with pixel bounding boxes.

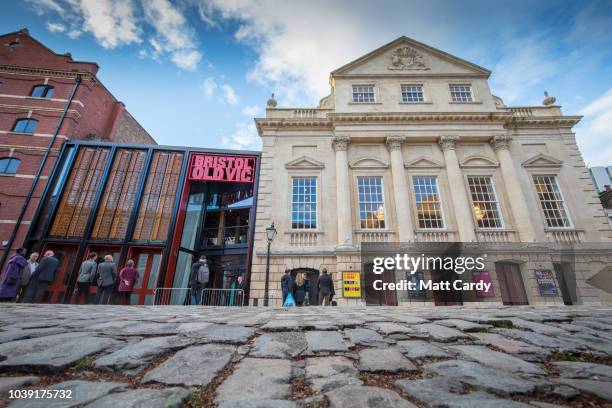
[0,304,611,407]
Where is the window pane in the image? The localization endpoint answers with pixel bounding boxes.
[401,85,424,102]
[291,177,317,229]
[533,176,571,228]
[31,86,45,97]
[352,85,375,103]
[412,176,444,229]
[468,176,503,228]
[450,84,473,102]
[358,177,385,229]
[13,119,38,133]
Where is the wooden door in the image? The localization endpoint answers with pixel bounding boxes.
[364,263,398,306]
[496,262,528,305]
[129,248,162,305]
[41,243,78,303]
[431,268,463,306]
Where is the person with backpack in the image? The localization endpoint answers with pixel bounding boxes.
[189,255,209,305]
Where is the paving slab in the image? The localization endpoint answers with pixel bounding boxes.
[0,376,39,393]
[84,387,190,408]
[305,331,350,353]
[142,344,235,387]
[412,323,473,342]
[218,401,298,408]
[551,361,612,381]
[447,345,546,375]
[359,347,417,372]
[471,332,547,355]
[250,332,307,358]
[216,358,292,402]
[396,340,451,360]
[179,323,255,344]
[305,356,362,392]
[7,380,127,408]
[326,385,417,408]
[551,378,612,401]
[344,328,386,347]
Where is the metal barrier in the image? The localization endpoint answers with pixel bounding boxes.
[201,288,245,306]
[153,287,245,306]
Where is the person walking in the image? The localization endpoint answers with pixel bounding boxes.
[281,269,293,304]
[74,252,97,304]
[17,252,38,302]
[189,255,209,305]
[96,255,117,304]
[0,248,28,301]
[293,272,309,307]
[118,260,139,305]
[317,268,334,306]
[24,250,59,303]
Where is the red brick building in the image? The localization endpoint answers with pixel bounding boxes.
[0,28,155,267]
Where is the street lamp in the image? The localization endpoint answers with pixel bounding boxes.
[263,222,277,306]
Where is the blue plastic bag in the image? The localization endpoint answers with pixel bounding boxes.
[283,293,296,307]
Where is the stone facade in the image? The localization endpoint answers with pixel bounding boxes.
[252,36,612,306]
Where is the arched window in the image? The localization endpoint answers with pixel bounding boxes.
[12,118,38,133]
[30,85,54,98]
[0,157,20,174]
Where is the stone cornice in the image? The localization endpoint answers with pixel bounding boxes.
[505,116,582,129]
[328,112,513,124]
[0,65,98,84]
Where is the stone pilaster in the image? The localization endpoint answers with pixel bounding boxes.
[386,135,415,242]
[332,135,353,247]
[439,136,476,242]
[491,135,536,242]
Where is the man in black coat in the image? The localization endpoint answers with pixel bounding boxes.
[23,250,59,303]
[317,268,334,306]
[281,269,292,304]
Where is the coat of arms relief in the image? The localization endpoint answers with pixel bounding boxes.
[388,46,429,70]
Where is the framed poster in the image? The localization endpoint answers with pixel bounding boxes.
[342,271,361,298]
[472,271,494,297]
[535,269,558,296]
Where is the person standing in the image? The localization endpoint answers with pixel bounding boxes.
[0,248,28,301]
[74,252,97,304]
[281,269,293,304]
[118,260,139,305]
[189,255,209,305]
[293,272,309,307]
[96,255,117,304]
[317,268,334,306]
[17,252,38,302]
[232,275,246,306]
[24,250,59,303]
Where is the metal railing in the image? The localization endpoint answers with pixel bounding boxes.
[201,288,245,306]
[153,287,245,306]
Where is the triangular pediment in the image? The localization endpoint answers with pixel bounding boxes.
[331,36,490,78]
[404,156,444,169]
[522,154,563,169]
[460,155,499,169]
[349,156,389,169]
[285,156,325,169]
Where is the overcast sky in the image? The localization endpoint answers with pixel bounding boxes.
[3,0,611,165]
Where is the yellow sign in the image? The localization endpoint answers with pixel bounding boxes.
[342,271,361,298]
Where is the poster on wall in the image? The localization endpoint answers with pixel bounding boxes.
[342,272,361,298]
[406,271,426,298]
[472,271,494,297]
[535,269,558,296]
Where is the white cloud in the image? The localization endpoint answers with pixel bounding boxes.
[221,122,261,151]
[576,88,612,166]
[241,105,261,116]
[46,21,66,33]
[220,84,239,105]
[171,49,202,71]
[202,77,217,98]
[78,0,141,48]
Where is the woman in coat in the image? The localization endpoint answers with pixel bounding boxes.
[0,248,28,301]
[117,260,139,305]
[292,273,309,306]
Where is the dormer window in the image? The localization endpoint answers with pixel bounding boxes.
[401,85,424,102]
[449,84,473,102]
[352,85,375,103]
[30,85,54,98]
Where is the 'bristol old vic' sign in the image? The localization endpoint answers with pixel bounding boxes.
[188,154,256,183]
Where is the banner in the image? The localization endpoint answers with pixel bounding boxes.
[535,269,558,296]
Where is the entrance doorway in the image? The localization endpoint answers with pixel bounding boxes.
[129,248,163,305]
[291,268,320,305]
[83,245,121,304]
[40,243,78,303]
[431,267,463,306]
[364,263,398,306]
[496,262,529,305]
[554,263,576,305]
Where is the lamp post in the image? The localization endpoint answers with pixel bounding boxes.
[263,222,277,306]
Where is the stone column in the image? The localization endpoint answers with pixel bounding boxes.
[491,135,536,242]
[439,136,476,242]
[386,135,415,242]
[332,135,353,247]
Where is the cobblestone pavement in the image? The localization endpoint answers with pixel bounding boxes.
[0,304,611,408]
